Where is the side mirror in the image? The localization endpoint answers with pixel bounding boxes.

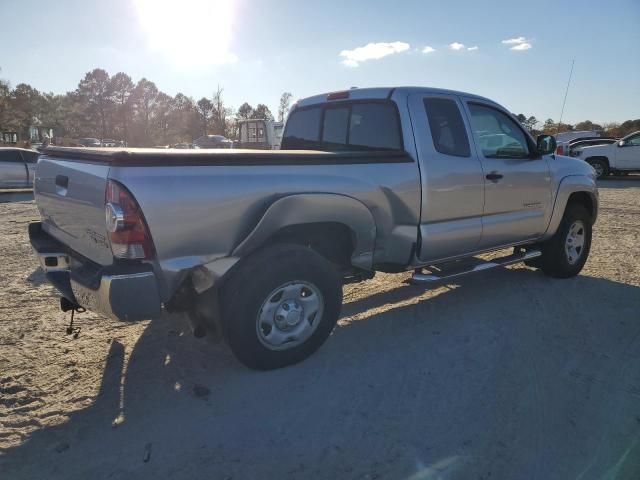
[618,140,626,147]
[536,134,556,156]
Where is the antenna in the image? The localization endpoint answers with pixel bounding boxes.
[557,59,575,134]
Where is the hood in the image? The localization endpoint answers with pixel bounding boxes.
[575,143,611,157]
[549,154,597,181]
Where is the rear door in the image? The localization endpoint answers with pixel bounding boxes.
[409,93,484,262]
[0,150,28,188]
[462,100,552,249]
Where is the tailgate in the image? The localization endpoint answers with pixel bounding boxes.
[34,155,113,266]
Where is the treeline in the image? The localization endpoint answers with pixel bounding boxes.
[0,67,293,147]
[515,114,640,138]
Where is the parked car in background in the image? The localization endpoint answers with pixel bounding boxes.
[29,86,598,370]
[0,147,39,188]
[567,137,617,157]
[236,119,284,149]
[576,131,640,178]
[193,135,233,149]
[554,130,602,155]
[171,142,195,149]
[101,139,124,147]
[78,138,101,147]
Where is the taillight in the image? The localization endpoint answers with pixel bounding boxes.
[556,145,564,155]
[105,179,155,259]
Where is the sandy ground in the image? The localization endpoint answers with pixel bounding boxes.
[1,179,639,479]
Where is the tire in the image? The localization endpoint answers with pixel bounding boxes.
[588,158,609,179]
[220,243,342,370]
[537,204,592,278]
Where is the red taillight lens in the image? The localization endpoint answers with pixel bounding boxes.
[556,145,564,155]
[105,179,155,259]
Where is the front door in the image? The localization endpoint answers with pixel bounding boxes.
[462,100,552,249]
[409,93,484,262]
[616,133,640,169]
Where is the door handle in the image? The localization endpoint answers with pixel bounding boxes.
[486,172,503,182]
[55,175,69,188]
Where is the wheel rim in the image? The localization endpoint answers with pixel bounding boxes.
[565,220,586,265]
[592,163,604,178]
[256,281,324,351]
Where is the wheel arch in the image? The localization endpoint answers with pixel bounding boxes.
[543,175,598,240]
[232,193,376,270]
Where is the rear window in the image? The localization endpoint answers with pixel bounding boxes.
[424,98,470,157]
[282,101,402,151]
[282,107,322,149]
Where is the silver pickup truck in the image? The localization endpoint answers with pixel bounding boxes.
[29,87,598,370]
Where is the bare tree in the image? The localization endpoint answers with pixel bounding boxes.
[277,92,293,122]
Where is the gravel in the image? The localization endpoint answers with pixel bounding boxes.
[1,179,639,479]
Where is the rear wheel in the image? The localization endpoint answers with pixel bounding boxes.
[536,204,592,278]
[588,158,609,179]
[221,244,342,370]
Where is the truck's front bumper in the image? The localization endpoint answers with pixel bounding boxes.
[29,222,162,321]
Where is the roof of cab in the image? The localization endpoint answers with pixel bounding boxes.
[294,86,498,109]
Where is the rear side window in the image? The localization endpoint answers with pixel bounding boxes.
[0,150,22,162]
[282,101,402,151]
[424,98,470,157]
[22,151,39,163]
[282,107,322,148]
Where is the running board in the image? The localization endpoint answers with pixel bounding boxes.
[410,250,542,285]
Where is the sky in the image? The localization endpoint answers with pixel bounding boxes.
[1,0,639,124]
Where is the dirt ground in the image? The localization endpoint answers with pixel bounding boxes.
[1,179,639,480]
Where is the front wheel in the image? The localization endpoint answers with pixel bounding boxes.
[588,159,609,179]
[536,204,592,278]
[220,244,342,370]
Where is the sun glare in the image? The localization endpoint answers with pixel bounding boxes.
[134,0,237,68]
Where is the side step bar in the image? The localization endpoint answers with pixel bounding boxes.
[410,249,542,285]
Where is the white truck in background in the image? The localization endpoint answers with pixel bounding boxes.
[576,131,640,178]
[237,119,284,149]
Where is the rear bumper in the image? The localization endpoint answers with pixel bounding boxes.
[29,222,162,321]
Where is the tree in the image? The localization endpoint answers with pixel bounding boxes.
[9,83,45,141]
[574,120,603,132]
[211,85,232,137]
[236,102,253,120]
[195,97,214,136]
[252,103,273,121]
[77,68,112,139]
[132,78,159,145]
[109,72,135,144]
[277,92,293,122]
